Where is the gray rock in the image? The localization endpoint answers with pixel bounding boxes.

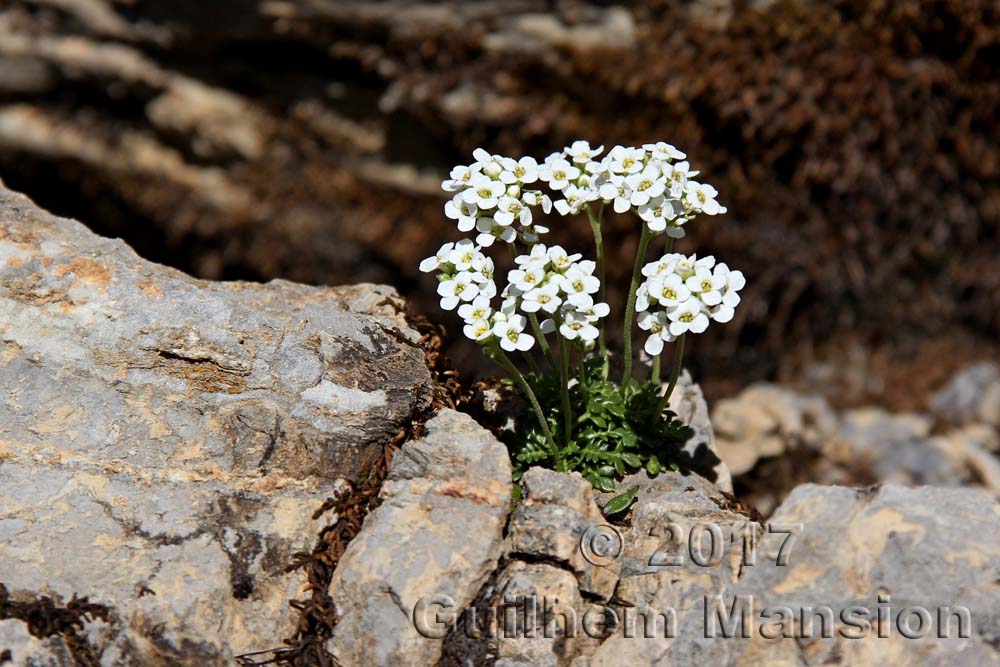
[712,384,838,477]
[588,475,758,666]
[0,182,434,664]
[326,409,512,667]
[489,560,605,667]
[0,184,433,482]
[0,619,72,667]
[931,362,1000,427]
[668,370,732,493]
[508,468,619,601]
[593,483,1000,666]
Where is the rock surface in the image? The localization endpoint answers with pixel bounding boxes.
[0,182,434,664]
[326,409,512,667]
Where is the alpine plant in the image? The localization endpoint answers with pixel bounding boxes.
[420,142,744,510]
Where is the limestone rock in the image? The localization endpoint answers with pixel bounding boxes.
[712,384,838,476]
[508,468,619,600]
[0,182,434,664]
[0,619,71,667]
[931,362,1000,427]
[667,370,732,493]
[487,561,601,667]
[326,409,512,667]
[590,483,1000,666]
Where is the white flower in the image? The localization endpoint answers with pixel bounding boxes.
[607,145,646,174]
[539,157,581,191]
[437,271,480,310]
[598,175,633,214]
[470,253,495,284]
[560,267,600,307]
[559,311,599,342]
[419,242,454,273]
[458,296,492,323]
[442,163,482,192]
[642,253,680,278]
[636,283,651,312]
[463,318,493,342]
[509,264,546,291]
[494,196,532,227]
[643,142,686,161]
[553,184,590,216]
[638,196,682,233]
[493,314,535,352]
[461,174,505,209]
[521,282,563,314]
[565,140,604,164]
[638,311,674,356]
[475,217,516,247]
[501,156,540,185]
[445,196,478,232]
[648,273,691,308]
[668,299,710,336]
[711,264,746,323]
[624,166,666,207]
[514,244,549,266]
[685,265,726,306]
[664,161,697,197]
[449,239,480,271]
[546,245,582,270]
[685,182,725,215]
[473,148,505,178]
[577,301,610,322]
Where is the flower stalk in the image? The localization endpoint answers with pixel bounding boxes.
[621,226,653,387]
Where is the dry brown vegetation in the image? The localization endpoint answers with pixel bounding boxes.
[1,0,997,405]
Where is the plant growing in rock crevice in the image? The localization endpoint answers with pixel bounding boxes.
[421,142,744,506]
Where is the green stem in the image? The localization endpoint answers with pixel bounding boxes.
[558,333,573,446]
[586,204,609,377]
[656,334,686,416]
[651,353,661,385]
[621,226,653,388]
[491,348,558,458]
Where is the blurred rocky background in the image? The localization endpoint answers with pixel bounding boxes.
[1,0,997,406]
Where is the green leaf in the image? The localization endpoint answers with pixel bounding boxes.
[604,486,639,516]
[596,476,616,493]
[621,453,642,468]
[646,458,662,475]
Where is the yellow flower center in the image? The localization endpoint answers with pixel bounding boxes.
[701,280,713,292]
[622,157,635,169]
[638,179,653,192]
[661,287,676,300]
[679,312,694,323]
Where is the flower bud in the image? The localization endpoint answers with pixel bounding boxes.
[506,184,521,198]
[483,161,502,178]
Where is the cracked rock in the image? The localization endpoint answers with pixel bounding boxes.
[0,181,433,664]
[326,409,512,667]
[507,468,620,601]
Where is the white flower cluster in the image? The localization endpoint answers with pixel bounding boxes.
[535,141,726,238]
[419,241,609,352]
[442,148,553,246]
[439,141,725,244]
[635,253,745,355]
[504,244,609,346]
[422,142,732,356]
